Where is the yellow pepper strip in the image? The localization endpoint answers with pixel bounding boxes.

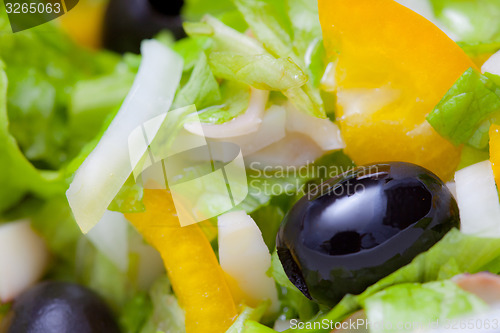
[125,189,238,333]
[490,124,500,186]
[319,0,477,181]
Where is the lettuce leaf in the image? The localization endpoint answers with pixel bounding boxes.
[426,68,500,149]
[363,281,488,333]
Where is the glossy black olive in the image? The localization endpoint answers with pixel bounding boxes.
[276,162,460,306]
[103,0,185,54]
[3,281,120,333]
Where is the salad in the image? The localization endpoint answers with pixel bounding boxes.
[1,0,500,332]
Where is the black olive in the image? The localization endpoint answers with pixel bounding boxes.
[276,162,460,307]
[2,281,120,333]
[103,0,185,54]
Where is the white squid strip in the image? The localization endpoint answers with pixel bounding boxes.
[67,40,183,233]
[455,160,500,237]
[184,89,269,139]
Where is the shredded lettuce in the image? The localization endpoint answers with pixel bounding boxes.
[31,197,162,333]
[139,276,186,333]
[77,236,135,311]
[430,0,500,43]
[359,230,500,301]
[208,52,307,91]
[232,0,294,59]
[458,41,500,62]
[172,37,212,71]
[197,81,251,124]
[0,24,118,169]
[11,2,500,332]
[363,281,488,333]
[182,0,247,32]
[286,0,323,61]
[239,151,354,215]
[305,41,326,89]
[0,16,124,216]
[242,321,277,333]
[69,68,135,148]
[0,303,10,329]
[119,293,153,333]
[173,53,221,109]
[457,145,491,170]
[285,229,500,332]
[227,303,268,333]
[184,14,325,118]
[66,40,183,233]
[77,226,163,316]
[250,205,284,251]
[230,0,325,118]
[184,16,263,54]
[271,252,319,323]
[108,176,145,214]
[0,63,66,215]
[30,196,81,263]
[426,68,500,149]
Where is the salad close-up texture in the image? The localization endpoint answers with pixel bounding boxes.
[2,0,500,332]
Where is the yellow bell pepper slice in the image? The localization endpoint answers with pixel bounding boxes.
[319,0,477,181]
[490,124,500,186]
[125,189,237,333]
[59,0,105,49]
